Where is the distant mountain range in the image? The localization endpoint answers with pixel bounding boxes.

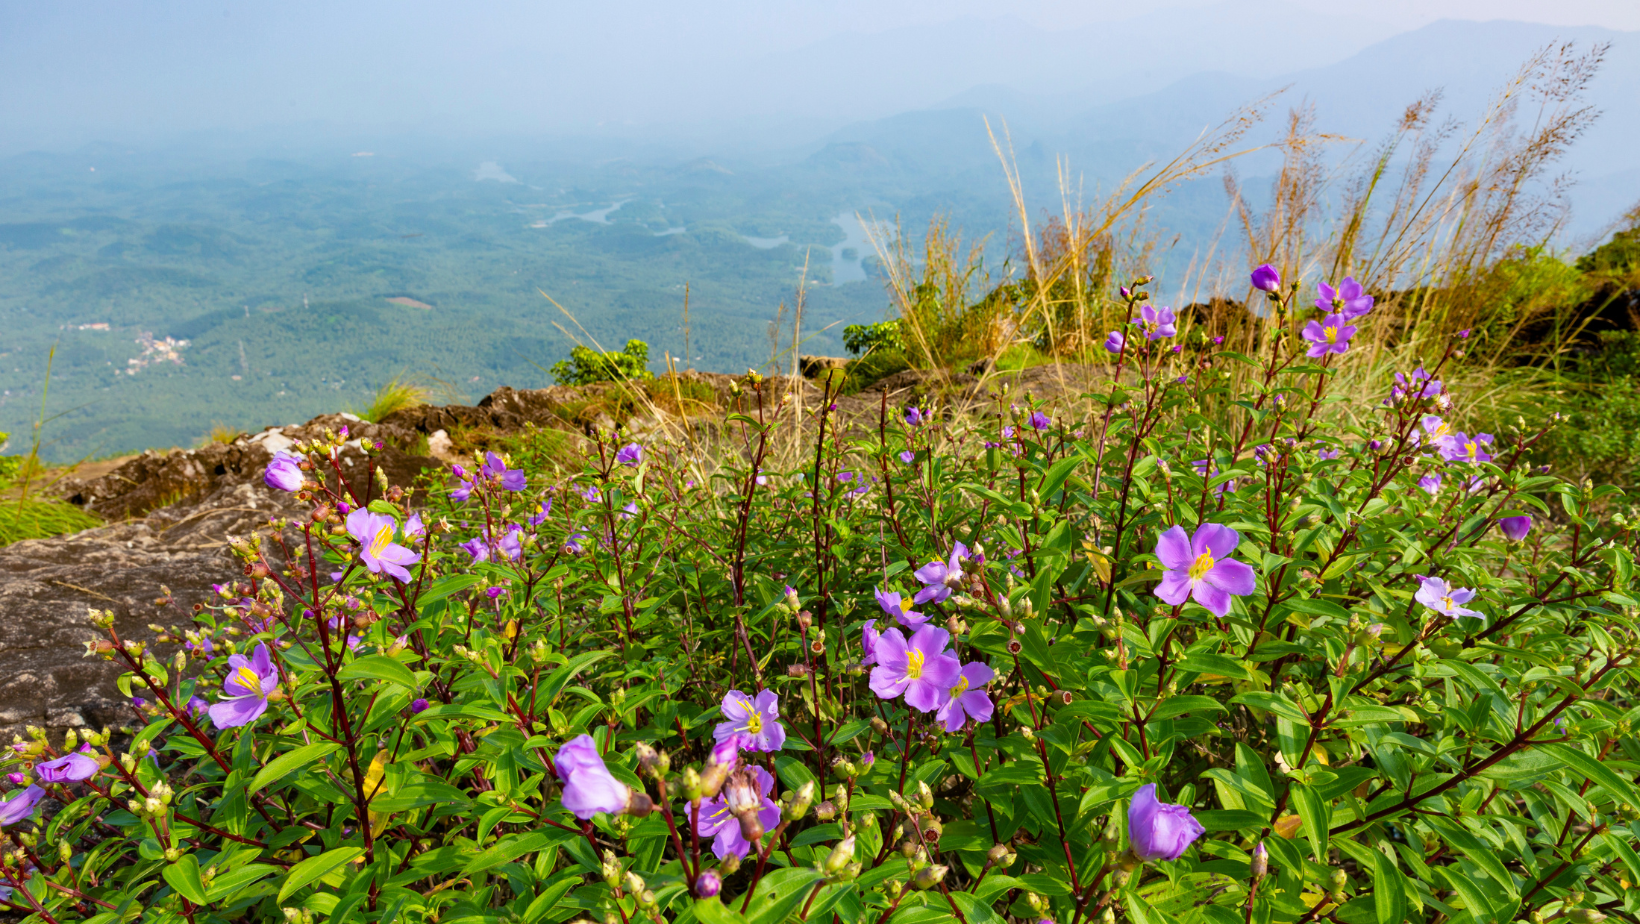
[781,18,1640,244]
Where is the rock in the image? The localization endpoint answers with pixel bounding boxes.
[427,429,456,461]
[0,480,308,740]
[799,355,851,378]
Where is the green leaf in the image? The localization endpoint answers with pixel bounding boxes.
[1038,454,1083,499]
[1292,783,1329,863]
[206,863,279,901]
[279,846,366,902]
[162,855,209,905]
[692,897,749,924]
[946,891,1008,924]
[1229,691,1309,725]
[744,868,823,924]
[463,831,563,874]
[416,573,483,607]
[337,655,421,692]
[1542,742,1640,807]
[1151,695,1229,720]
[1371,849,1408,924]
[248,742,341,794]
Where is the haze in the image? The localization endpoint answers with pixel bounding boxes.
[3,0,1637,153]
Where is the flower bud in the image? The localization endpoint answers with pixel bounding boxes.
[693,870,722,898]
[624,791,654,817]
[1328,868,1347,894]
[915,780,934,812]
[1566,910,1606,924]
[784,780,815,821]
[1250,842,1268,880]
[870,716,889,736]
[719,852,741,876]
[815,800,837,821]
[910,864,948,891]
[1025,893,1050,915]
[987,843,1016,868]
[824,834,857,877]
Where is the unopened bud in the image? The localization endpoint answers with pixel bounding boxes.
[986,842,1016,868]
[915,780,934,811]
[815,800,837,821]
[824,834,857,876]
[693,870,721,898]
[784,780,815,821]
[910,864,948,891]
[1250,842,1268,880]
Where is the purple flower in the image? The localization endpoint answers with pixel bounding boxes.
[480,451,527,491]
[620,502,639,520]
[554,734,631,819]
[1440,432,1494,464]
[3,774,19,786]
[934,662,995,732]
[1029,411,1052,432]
[563,531,588,555]
[912,542,969,605]
[837,472,854,483]
[1418,473,1442,496]
[1499,515,1532,542]
[1415,576,1482,620]
[208,643,278,729]
[695,765,781,859]
[346,509,421,582]
[1316,277,1373,321]
[411,698,430,714]
[1301,313,1356,359]
[35,753,99,783]
[1250,264,1280,292]
[905,407,925,426]
[615,443,643,467]
[1128,783,1205,861]
[263,451,304,492]
[875,587,927,628]
[404,513,425,539]
[861,619,882,667]
[899,449,916,464]
[1153,524,1256,618]
[186,696,208,718]
[459,537,488,563]
[1420,414,1453,448]
[869,625,962,712]
[1104,330,1126,354]
[1392,367,1441,401]
[529,497,553,525]
[450,478,474,503]
[0,786,45,826]
[580,485,601,503]
[1316,447,1340,461]
[1137,305,1177,341]
[694,870,722,898]
[714,690,786,753]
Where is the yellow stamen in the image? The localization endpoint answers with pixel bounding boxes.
[745,711,763,734]
[1188,552,1216,581]
[1324,325,1338,343]
[1464,441,1478,459]
[369,525,393,558]
[232,666,261,692]
[906,649,925,679]
[950,676,969,698]
[900,599,914,613]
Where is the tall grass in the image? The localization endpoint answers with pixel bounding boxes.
[357,374,446,422]
[860,42,1612,437]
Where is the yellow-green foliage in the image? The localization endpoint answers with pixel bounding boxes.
[0,497,100,546]
[359,375,433,422]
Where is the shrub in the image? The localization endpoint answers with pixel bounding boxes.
[10,280,1640,924]
[841,321,904,357]
[552,340,654,386]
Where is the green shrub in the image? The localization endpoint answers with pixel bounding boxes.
[841,321,904,357]
[15,304,1640,924]
[551,339,654,386]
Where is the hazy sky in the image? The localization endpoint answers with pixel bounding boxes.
[0,0,1635,151]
